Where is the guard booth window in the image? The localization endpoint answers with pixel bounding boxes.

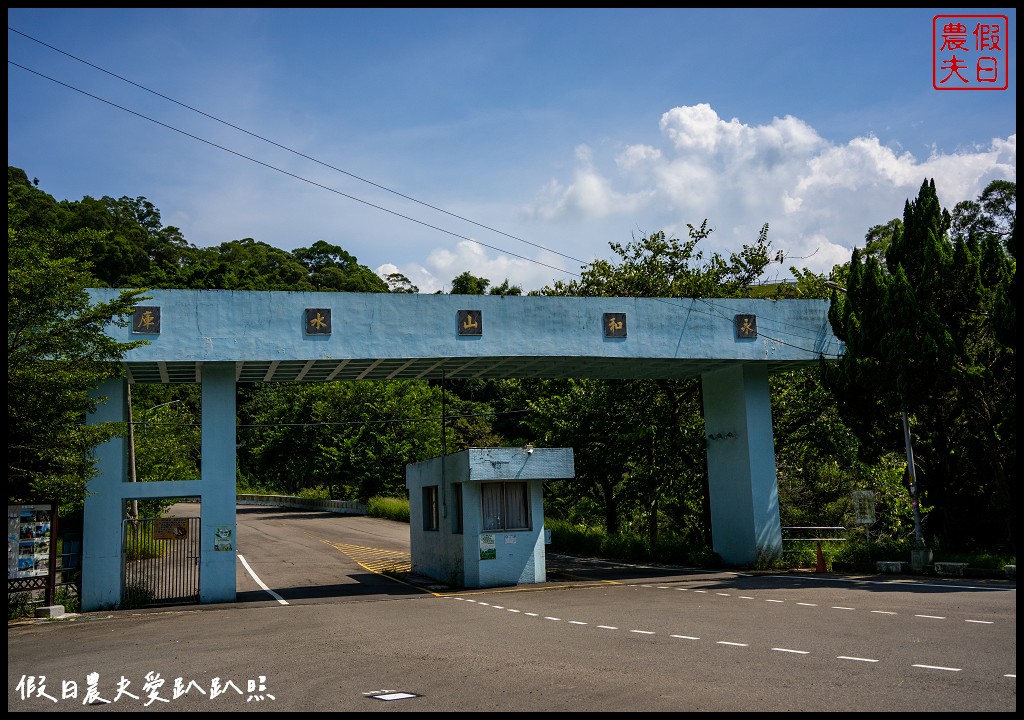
[452,483,463,534]
[422,486,439,531]
[481,482,529,531]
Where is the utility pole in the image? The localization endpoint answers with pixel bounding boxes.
[127,384,138,525]
[902,410,924,547]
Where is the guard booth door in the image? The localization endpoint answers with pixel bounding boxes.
[121,517,200,607]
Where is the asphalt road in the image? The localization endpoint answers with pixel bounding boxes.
[8,504,1017,712]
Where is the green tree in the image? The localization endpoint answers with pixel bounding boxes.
[7,167,74,234]
[384,272,419,293]
[537,222,788,546]
[450,271,490,295]
[212,238,311,290]
[292,240,388,292]
[824,179,1016,552]
[7,203,149,514]
[546,222,783,299]
[489,279,522,296]
[238,380,449,501]
[526,378,705,544]
[129,385,202,485]
[861,218,902,264]
[770,371,864,532]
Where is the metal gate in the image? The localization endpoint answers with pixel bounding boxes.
[122,517,200,607]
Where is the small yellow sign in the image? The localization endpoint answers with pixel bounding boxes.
[153,518,188,540]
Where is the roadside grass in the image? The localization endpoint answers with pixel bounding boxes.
[124,522,165,562]
[366,496,411,522]
[361,497,1014,573]
[7,585,81,622]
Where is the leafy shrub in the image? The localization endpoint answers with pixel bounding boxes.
[55,585,80,614]
[546,519,605,556]
[547,519,722,568]
[7,592,35,621]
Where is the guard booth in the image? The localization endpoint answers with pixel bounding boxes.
[406,447,574,588]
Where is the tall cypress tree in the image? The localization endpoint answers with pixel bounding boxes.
[824,179,1015,553]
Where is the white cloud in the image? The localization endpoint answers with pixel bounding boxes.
[379,240,570,295]
[616,143,662,170]
[528,144,654,221]
[519,104,1016,280]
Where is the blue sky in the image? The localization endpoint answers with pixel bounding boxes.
[8,8,1017,293]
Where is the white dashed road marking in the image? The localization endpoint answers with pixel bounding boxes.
[443,574,1007,681]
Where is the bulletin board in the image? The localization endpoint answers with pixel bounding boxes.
[8,502,57,605]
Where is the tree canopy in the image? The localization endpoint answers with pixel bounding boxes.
[824,178,1016,552]
[8,199,150,512]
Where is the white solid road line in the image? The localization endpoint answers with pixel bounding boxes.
[237,554,289,605]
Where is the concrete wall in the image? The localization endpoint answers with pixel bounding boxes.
[406,452,467,587]
[86,290,841,379]
[701,364,783,565]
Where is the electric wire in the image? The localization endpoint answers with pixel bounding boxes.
[8,60,577,279]
[8,26,590,267]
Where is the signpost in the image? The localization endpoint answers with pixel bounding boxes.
[852,490,876,543]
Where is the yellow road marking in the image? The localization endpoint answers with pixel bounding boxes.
[322,540,620,597]
[324,541,412,574]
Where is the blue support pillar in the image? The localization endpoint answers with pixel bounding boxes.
[82,378,128,611]
[701,363,782,566]
[198,363,237,603]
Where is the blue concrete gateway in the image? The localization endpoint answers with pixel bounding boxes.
[82,290,843,609]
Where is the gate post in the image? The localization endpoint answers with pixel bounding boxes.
[198,363,237,603]
[83,378,130,611]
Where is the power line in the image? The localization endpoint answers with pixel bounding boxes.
[9,59,579,280]
[8,26,591,268]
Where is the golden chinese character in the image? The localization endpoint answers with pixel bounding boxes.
[137,310,156,331]
[309,312,328,330]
